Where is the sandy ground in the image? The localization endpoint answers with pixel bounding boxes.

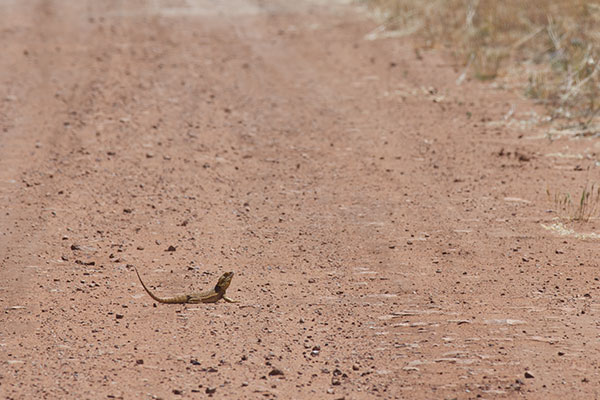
[2,1,600,399]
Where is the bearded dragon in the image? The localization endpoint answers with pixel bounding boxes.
[134,267,238,304]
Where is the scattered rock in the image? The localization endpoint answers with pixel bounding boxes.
[190,359,200,365]
[205,386,216,394]
[75,260,95,266]
[136,359,144,365]
[268,368,284,376]
[172,389,182,395]
[516,152,531,162]
[115,314,124,320]
[524,371,534,379]
[166,245,176,252]
[70,244,81,251]
[508,380,523,391]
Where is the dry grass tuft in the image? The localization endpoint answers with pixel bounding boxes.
[547,183,600,222]
[363,0,600,125]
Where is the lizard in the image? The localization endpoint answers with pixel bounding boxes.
[134,267,238,304]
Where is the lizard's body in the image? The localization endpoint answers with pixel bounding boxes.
[134,267,237,304]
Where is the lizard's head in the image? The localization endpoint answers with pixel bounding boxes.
[215,271,234,292]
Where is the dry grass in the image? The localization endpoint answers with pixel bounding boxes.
[362,0,600,125]
[547,183,600,222]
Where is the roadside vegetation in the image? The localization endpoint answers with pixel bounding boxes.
[362,0,600,130]
[547,183,600,222]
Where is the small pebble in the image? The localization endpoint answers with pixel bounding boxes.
[311,346,320,356]
[205,387,216,394]
[269,368,284,376]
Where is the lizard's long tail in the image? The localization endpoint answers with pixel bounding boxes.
[134,267,188,304]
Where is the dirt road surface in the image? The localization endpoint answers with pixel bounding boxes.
[2,0,600,399]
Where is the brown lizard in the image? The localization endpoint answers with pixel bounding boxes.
[134,267,238,304]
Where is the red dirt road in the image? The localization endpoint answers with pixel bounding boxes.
[2,1,600,399]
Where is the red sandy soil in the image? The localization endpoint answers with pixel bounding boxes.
[2,1,600,399]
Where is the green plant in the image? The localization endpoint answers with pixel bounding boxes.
[547,183,600,222]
